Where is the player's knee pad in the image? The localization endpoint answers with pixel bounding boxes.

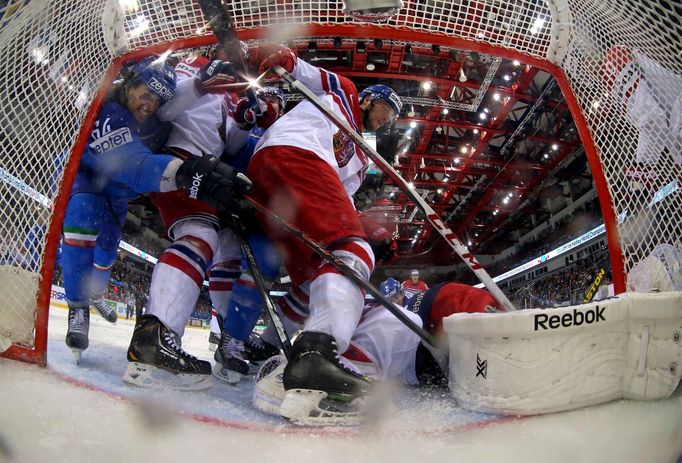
[171,220,219,258]
[327,238,374,282]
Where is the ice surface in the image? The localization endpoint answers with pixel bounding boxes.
[0,307,680,463]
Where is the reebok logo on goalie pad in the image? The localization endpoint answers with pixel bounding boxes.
[534,306,605,331]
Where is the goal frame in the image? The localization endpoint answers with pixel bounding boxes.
[0,20,632,366]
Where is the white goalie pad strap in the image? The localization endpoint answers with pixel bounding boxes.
[443,292,682,415]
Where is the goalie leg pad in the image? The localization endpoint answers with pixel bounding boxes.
[443,292,682,415]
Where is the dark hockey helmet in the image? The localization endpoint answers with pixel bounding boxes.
[359,84,402,123]
[257,86,286,114]
[130,56,177,103]
[380,277,402,299]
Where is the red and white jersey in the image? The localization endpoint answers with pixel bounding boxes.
[254,60,368,196]
[157,55,247,157]
[402,279,428,303]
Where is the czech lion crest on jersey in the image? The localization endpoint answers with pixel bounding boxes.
[333,129,355,167]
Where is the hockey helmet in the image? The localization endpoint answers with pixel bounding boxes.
[130,56,177,103]
[359,84,402,123]
[257,86,287,113]
[380,277,403,299]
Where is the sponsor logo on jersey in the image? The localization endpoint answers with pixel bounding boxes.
[189,173,203,199]
[534,305,605,331]
[410,291,425,313]
[476,353,487,379]
[148,77,174,101]
[89,126,133,154]
[333,129,355,167]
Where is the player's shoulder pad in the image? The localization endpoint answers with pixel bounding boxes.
[88,100,139,155]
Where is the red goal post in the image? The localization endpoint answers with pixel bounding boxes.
[1,0,680,365]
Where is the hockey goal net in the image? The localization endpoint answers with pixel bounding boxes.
[1,0,680,365]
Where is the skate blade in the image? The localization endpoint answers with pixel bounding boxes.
[279,389,363,427]
[70,348,83,365]
[122,362,212,391]
[212,363,243,384]
[208,343,217,352]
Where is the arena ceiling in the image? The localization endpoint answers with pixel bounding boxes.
[287,39,590,267]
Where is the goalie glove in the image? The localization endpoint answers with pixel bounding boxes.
[247,44,297,82]
[359,214,398,265]
[234,97,279,130]
[195,60,239,95]
[175,155,253,214]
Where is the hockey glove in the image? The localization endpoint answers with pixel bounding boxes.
[195,60,239,95]
[175,155,253,214]
[359,215,398,264]
[234,97,279,130]
[247,44,297,81]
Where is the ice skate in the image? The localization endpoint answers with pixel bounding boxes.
[280,331,372,426]
[208,313,224,352]
[65,306,90,364]
[208,332,220,352]
[252,354,287,416]
[90,293,118,324]
[213,332,249,384]
[123,314,212,391]
[243,332,280,365]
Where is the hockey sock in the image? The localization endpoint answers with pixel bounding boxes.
[208,258,240,321]
[224,270,266,341]
[147,234,214,337]
[306,239,374,353]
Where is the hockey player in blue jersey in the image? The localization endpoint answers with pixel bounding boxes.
[61,56,251,361]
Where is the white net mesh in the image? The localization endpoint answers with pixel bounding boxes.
[0,0,680,360]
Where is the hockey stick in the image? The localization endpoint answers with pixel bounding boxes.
[227,214,293,359]
[198,0,262,115]
[272,65,515,312]
[241,195,442,351]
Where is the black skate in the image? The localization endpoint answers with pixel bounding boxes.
[123,315,212,391]
[90,293,117,324]
[243,332,280,365]
[208,332,220,352]
[65,306,90,364]
[208,313,224,352]
[213,331,249,384]
[280,331,372,426]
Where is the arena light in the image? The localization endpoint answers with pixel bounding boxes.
[493,93,501,101]
[342,0,403,21]
[442,108,449,115]
[409,121,417,128]
[421,81,433,91]
[459,67,467,82]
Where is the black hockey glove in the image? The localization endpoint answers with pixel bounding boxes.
[176,155,253,214]
[195,60,239,95]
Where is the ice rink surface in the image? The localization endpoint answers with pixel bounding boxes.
[1,307,681,463]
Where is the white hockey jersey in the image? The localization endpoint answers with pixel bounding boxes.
[254,60,369,196]
[157,55,248,158]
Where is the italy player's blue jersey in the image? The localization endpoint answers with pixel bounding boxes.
[72,100,166,197]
